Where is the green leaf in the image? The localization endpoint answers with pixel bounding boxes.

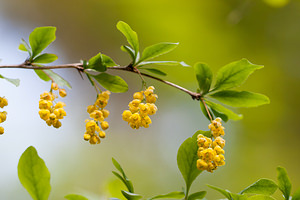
[88,53,106,72]
[34,69,51,82]
[177,131,202,193]
[213,59,263,91]
[205,100,243,121]
[29,26,56,58]
[187,191,207,200]
[65,194,89,200]
[112,158,134,193]
[230,193,248,200]
[44,69,72,89]
[139,42,178,63]
[19,38,32,56]
[210,107,229,122]
[142,68,167,76]
[292,187,300,200]
[32,53,58,64]
[117,21,139,62]
[138,61,182,67]
[121,190,142,200]
[277,166,292,200]
[148,191,185,200]
[210,90,270,107]
[18,146,51,200]
[112,171,134,193]
[247,195,276,200]
[193,63,213,94]
[91,73,128,93]
[121,45,136,61]
[240,179,278,195]
[102,54,117,67]
[207,185,232,199]
[0,74,20,87]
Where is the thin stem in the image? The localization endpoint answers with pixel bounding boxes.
[0,63,202,100]
[133,66,147,90]
[200,97,213,121]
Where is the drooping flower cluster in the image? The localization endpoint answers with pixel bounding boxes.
[0,97,8,135]
[38,82,67,128]
[196,117,225,172]
[122,86,158,129]
[84,91,110,144]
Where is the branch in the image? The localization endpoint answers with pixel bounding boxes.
[0,63,201,100]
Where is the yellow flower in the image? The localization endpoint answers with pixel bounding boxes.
[101,121,109,130]
[90,110,104,122]
[54,102,66,109]
[54,108,66,119]
[51,82,59,90]
[87,105,96,114]
[102,109,110,118]
[197,159,208,170]
[0,97,8,108]
[52,120,62,128]
[133,91,144,101]
[122,110,132,122]
[59,89,67,97]
[0,127,4,135]
[39,109,50,120]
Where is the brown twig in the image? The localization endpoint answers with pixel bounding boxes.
[0,63,202,100]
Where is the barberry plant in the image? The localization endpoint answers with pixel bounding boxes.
[1,21,295,200]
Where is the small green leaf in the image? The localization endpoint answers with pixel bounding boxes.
[187,191,207,200]
[210,90,270,107]
[138,61,181,67]
[205,100,243,121]
[19,38,32,56]
[64,194,89,200]
[247,195,276,200]
[240,179,278,195]
[29,26,56,58]
[91,73,128,93]
[213,59,263,91]
[44,69,72,89]
[34,69,51,82]
[0,74,20,87]
[19,44,27,51]
[207,185,231,199]
[148,191,185,200]
[292,187,300,200]
[139,42,178,63]
[277,166,292,200]
[117,21,139,62]
[18,146,51,200]
[88,53,106,72]
[193,63,213,94]
[121,45,136,61]
[121,190,142,200]
[142,68,167,76]
[210,107,229,122]
[177,132,202,193]
[32,53,58,64]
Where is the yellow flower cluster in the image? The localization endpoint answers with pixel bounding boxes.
[84,91,110,144]
[38,82,67,128]
[196,117,225,172]
[122,86,158,129]
[0,97,8,135]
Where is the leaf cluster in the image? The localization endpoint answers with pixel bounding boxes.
[193,59,270,122]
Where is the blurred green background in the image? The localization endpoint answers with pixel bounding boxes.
[0,0,299,199]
